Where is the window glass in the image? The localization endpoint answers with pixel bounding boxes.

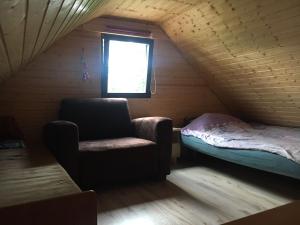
[107,40,149,93]
[101,34,154,98]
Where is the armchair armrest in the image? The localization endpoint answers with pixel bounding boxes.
[132,117,173,176]
[44,120,79,182]
[132,117,172,143]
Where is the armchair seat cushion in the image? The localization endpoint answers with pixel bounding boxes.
[79,137,156,152]
[78,137,159,186]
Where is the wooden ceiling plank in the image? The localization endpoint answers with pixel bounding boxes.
[30,0,65,62]
[37,0,78,55]
[0,25,12,79]
[162,4,298,40]
[66,0,99,31]
[90,0,123,20]
[78,0,108,25]
[0,0,26,72]
[22,0,50,65]
[82,0,111,23]
[53,0,85,37]
[159,0,199,23]
[29,0,51,61]
[20,0,29,66]
[42,0,86,53]
[59,0,99,38]
[55,0,88,38]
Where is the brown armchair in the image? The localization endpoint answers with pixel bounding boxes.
[44,98,172,188]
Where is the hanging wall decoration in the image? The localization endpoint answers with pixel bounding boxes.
[81,48,90,81]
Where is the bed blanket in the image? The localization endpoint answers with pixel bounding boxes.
[181,113,300,164]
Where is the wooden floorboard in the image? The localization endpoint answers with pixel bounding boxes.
[96,159,300,225]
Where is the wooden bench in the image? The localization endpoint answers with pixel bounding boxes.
[0,148,97,225]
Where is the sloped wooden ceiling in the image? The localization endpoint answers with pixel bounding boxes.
[162,0,300,126]
[0,0,201,82]
[0,0,108,82]
[1,0,300,126]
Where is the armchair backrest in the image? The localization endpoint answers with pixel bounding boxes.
[59,98,133,141]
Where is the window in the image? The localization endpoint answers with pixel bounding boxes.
[101,33,154,98]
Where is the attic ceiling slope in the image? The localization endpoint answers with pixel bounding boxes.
[162,0,300,126]
[0,0,204,82]
[0,0,109,82]
[92,0,201,23]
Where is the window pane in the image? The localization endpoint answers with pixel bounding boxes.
[107,40,149,93]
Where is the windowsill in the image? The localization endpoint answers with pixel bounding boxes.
[101,92,151,98]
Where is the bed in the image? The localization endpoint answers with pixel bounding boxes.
[181,113,300,180]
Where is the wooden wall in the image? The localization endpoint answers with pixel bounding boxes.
[162,0,300,126]
[0,17,226,144]
[2,0,299,140]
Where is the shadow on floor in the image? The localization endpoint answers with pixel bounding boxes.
[95,179,197,213]
[177,153,300,200]
[95,157,300,214]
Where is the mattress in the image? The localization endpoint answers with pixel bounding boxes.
[181,134,300,180]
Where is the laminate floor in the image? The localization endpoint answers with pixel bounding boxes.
[96,158,300,225]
